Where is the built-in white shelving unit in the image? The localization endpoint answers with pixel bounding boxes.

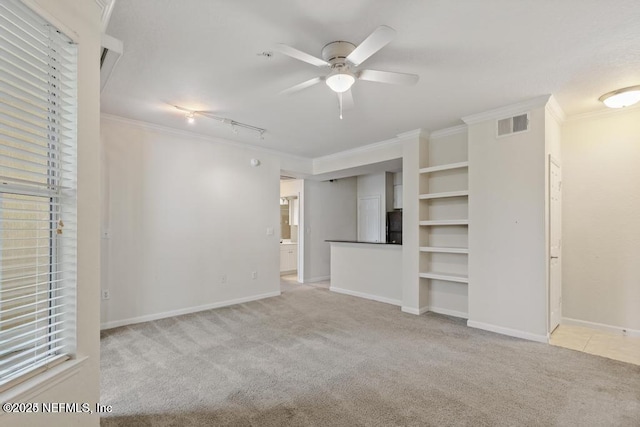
[420,246,469,254]
[419,130,470,308]
[419,190,469,200]
[419,272,469,283]
[419,161,468,174]
[419,219,468,226]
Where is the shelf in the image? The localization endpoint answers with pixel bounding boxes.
[419,219,468,226]
[420,247,469,254]
[419,190,468,200]
[419,272,469,283]
[419,161,469,174]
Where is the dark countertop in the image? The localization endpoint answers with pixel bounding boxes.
[326,240,402,246]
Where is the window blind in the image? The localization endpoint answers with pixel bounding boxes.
[0,0,77,390]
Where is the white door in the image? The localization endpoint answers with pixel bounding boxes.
[549,157,562,333]
[358,196,381,242]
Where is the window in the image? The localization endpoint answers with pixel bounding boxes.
[0,0,77,390]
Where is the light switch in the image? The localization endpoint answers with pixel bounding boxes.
[266,227,274,236]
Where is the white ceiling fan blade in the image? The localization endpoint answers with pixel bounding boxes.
[357,69,419,86]
[346,25,396,66]
[275,43,329,67]
[342,89,355,110]
[279,77,324,95]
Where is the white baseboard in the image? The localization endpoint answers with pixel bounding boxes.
[305,275,330,283]
[100,291,281,330]
[467,320,548,343]
[401,306,429,315]
[427,306,469,320]
[330,287,401,307]
[562,317,640,338]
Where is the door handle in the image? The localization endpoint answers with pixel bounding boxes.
[550,256,559,259]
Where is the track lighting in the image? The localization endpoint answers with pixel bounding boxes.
[599,85,640,109]
[175,106,266,137]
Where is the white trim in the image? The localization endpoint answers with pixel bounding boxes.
[100,114,311,165]
[313,136,402,163]
[564,102,640,122]
[304,275,330,283]
[95,0,116,32]
[462,95,551,125]
[0,357,88,407]
[561,317,640,338]
[312,128,424,166]
[546,95,566,123]
[430,124,467,140]
[330,287,401,306]
[427,306,469,320]
[467,320,549,343]
[401,306,430,315]
[396,129,425,141]
[100,291,281,330]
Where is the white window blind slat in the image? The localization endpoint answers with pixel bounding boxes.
[0,304,66,329]
[0,339,67,374]
[0,326,65,356]
[0,0,77,390]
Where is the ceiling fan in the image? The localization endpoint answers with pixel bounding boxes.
[276,25,419,119]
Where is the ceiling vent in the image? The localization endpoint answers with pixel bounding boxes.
[100,33,123,92]
[497,113,529,137]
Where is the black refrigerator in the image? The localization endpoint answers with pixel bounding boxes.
[386,210,402,244]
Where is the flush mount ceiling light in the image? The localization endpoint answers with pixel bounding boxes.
[599,85,640,109]
[175,106,266,138]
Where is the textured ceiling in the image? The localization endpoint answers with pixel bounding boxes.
[100,0,640,158]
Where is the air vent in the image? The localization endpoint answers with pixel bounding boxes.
[100,34,123,92]
[497,113,529,137]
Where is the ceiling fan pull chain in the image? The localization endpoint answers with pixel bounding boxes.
[339,92,343,120]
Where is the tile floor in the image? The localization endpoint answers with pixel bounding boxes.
[550,324,640,366]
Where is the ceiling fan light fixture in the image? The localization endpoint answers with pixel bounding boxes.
[185,111,195,124]
[599,85,640,109]
[326,70,355,93]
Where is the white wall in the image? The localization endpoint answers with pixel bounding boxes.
[330,243,402,305]
[0,1,101,426]
[467,105,548,341]
[562,108,640,332]
[303,178,357,282]
[100,117,281,328]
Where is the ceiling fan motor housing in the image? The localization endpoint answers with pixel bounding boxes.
[322,41,356,68]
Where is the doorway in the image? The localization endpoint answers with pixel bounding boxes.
[280,178,304,284]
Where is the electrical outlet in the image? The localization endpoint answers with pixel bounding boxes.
[221,274,227,284]
[102,289,110,300]
[251,271,257,279]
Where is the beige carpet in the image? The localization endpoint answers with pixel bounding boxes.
[100,284,640,426]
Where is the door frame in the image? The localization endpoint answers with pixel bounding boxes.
[548,155,562,334]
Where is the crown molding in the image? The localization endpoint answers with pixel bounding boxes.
[545,95,566,124]
[462,95,551,125]
[565,102,640,123]
[313,134,405,163]
[95,0,116,32]
[100,113,311,163]
[430,124,467,140]
[396,128,426,141]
